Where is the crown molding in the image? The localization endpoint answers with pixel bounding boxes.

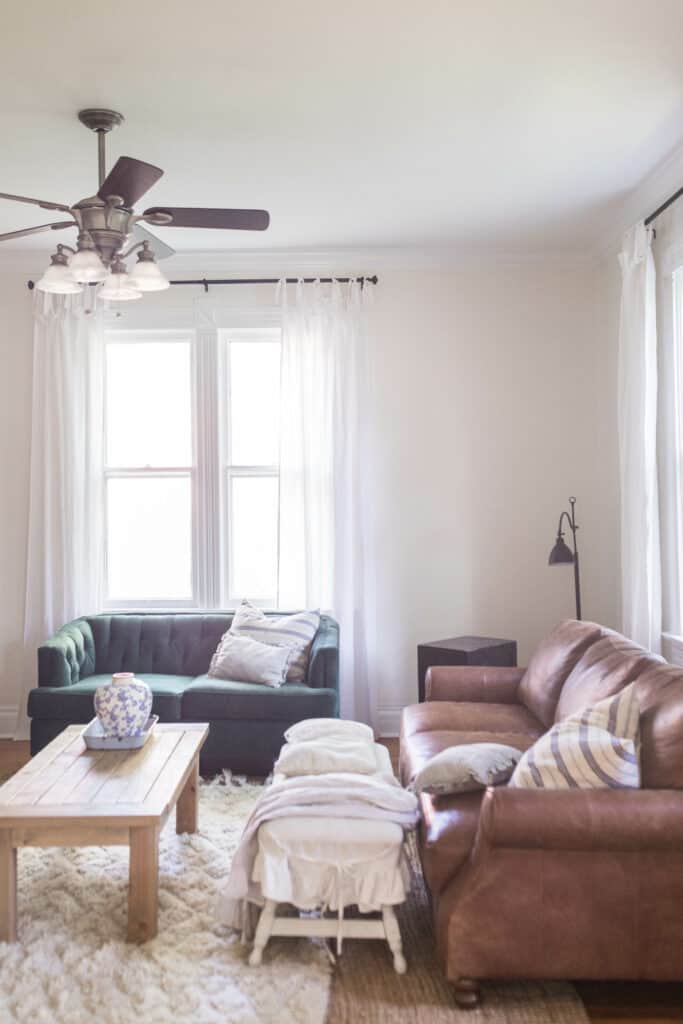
[0,241,597,281]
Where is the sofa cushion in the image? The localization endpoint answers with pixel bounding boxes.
[87,614,232,677]
[182,675,338,722]
[418,789,483,894]
[518,619,603,726]
[636,662,683,788]
[401,700,543,741]
[27,674,191,722]
[555,632,655,722]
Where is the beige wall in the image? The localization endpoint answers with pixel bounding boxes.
[0,256,620,735]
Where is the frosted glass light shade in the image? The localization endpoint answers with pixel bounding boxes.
[99,271,142,302]
[69,247,108,283]
[128,259,170,292]
[36,262,83,294]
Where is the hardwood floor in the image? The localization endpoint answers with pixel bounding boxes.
[1,738,682,1022]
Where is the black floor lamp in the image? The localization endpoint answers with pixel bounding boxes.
[548,496,582,620]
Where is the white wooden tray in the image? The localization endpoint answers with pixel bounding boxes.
[82,715,159,750]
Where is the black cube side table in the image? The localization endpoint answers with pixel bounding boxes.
[417,635,518,702]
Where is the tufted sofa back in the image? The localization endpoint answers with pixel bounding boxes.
[38,611,339,690]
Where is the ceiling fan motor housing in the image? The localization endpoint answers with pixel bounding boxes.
[71,196,135,264]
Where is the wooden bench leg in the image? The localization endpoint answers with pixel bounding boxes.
[382,904,406,974]
[0,831,17,943]
[452,978,481,1008]
[128,825,159,942]
[249,899,277,966]
[176,756,199,834]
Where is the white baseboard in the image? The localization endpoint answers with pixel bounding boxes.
[0,706,18,739]
[377,705,405,738]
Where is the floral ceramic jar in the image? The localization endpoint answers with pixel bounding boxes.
[94,673,153,738]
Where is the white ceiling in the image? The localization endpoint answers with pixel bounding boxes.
[1,0,682,255]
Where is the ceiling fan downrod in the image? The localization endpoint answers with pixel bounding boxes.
[77,109,125,188]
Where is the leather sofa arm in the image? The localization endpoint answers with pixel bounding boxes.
[426,666,526,703]
[479,785,683,852]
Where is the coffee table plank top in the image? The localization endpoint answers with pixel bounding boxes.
[0,723,208,829]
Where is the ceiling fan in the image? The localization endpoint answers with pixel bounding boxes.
[0,108,270,300]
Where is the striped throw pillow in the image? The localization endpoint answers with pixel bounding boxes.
[509,682,640,790]
[224,601,320,684]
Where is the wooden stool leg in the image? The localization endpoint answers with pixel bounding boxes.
[0,831,17,943]
[249,899,277,966]
[382,904,406,974]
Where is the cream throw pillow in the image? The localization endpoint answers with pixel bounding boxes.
[412,743,524,796]
[284,718,374,744]
[208,634,293,688]
[274,736,378,776]
[221,601,320,683]
[509,681,640,789]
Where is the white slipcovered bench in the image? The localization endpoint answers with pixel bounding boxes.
[248,744,410,972]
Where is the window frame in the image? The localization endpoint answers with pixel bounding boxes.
[101,324,282,610]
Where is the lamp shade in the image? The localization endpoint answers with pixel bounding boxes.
[69,247,108,283]
[548,536,574,565]
[98,272,141,302]
[128,257,170,292]
[36,253,83,295]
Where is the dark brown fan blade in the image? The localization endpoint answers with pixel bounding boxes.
[98,157,164,208]
[143,207,270,231]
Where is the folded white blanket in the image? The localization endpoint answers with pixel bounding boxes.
[274,735,379,776]
[217,773,419,935]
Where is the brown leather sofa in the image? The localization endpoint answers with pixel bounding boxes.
[400,619,683,1007]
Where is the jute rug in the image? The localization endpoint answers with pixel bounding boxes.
[326,833,590,1023]
[0,774,589,1024]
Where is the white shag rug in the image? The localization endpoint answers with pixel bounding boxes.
[0,778,331,1024]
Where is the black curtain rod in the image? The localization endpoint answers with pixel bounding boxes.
[645,187,683,227]
[27,274,378,292]
[169,275,378,291]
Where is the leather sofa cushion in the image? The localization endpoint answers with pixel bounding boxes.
[182,675,338,721]
[27,674,192,722]
[636,663,683,788]
[554,632,655,722]
[401,700,542,741]
[518,619,603,726]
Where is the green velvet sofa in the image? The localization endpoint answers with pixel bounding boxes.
[28,611,340,775]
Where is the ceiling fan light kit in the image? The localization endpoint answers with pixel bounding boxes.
[4,107,270,302]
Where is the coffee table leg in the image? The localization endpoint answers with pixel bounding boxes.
[128,825,159,942]
[0,831,17,943]
[176,755,199,834]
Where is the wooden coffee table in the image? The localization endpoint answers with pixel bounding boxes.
[0,721,208,943]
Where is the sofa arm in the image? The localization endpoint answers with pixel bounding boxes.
[307,615,340,696]
[479,785,683,853]
[426,666,526,703]
[37,618,96,688]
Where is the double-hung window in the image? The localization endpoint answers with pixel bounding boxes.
[103,327,281,608]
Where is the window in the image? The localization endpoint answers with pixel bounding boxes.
[103,328,281,608]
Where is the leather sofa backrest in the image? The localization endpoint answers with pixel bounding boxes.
[518,619,603,726]
[636,662,683,788]
[554,631,656,722]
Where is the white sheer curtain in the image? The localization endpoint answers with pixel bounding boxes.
[618,222,662,653]
[277,279,375,726]
[654,200,683,654]
[16,293,105,738]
